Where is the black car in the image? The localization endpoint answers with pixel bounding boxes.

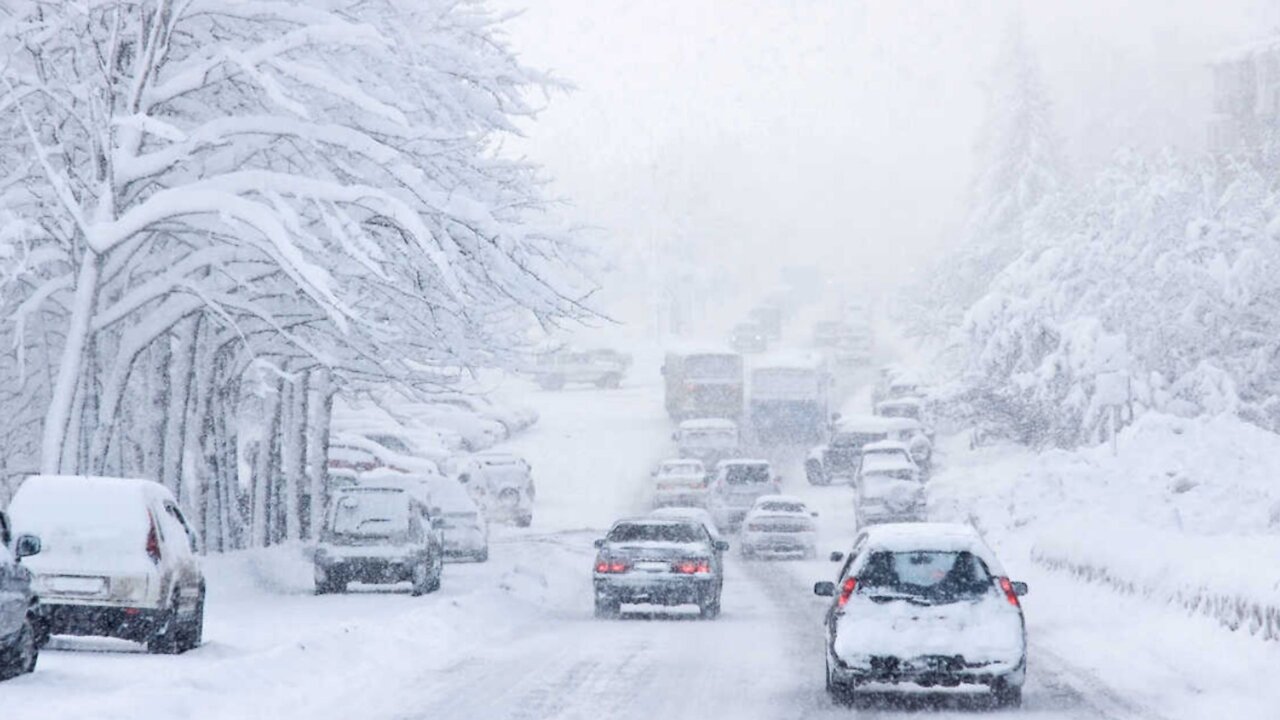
[0,510,43,680]
[313,486,445,595]
[592,518,729,619]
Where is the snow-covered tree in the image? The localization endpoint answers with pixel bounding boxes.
[0,0,591,546]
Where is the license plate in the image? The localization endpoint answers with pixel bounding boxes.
[47,576,107,595]
[634,561,669,573]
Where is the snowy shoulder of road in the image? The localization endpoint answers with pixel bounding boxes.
[928,411,1280,720]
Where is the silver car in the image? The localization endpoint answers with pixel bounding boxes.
[0,511,42,680]
[592,518,729,619]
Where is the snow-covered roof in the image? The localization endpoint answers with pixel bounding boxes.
[862,440,912,453]
[860,523,1003,574]
[834,414,909,433]
[860,454,919,473]
[716,458,771,467]
[751,350,826,370]
[679,418,738,431]
[752,493,806,505]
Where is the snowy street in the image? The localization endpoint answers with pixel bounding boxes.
[8,368,1274,720]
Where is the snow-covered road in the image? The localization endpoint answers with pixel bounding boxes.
[5,368,1272,719]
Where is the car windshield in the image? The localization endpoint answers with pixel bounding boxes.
[758,501,805,513]
[880,405,920,419]
[858,551,993,603]
[329,490,410,538]
[608,522,705,544]
[723,464,770,485]
[684,354,740,379]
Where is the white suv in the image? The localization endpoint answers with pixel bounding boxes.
[9,476,205,654]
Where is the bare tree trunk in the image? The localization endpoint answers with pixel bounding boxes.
[305,368,333,540]
[41,254,101,474]
[252,375,284,547]
[281,370,307,542]
[146,339,171,482]
[162,318,198,496]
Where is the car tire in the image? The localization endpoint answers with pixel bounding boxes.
[515,514,532,528]
[825,657,854,706]
[410,562,430,596]
[593,596,620,619]
[145,599,184,655]
[0,617,38,680]
[992,678,1023,708]
[314,568,345,595]
[474,548,490,563]
[426,557,443,593]
[178,591,205,652]
[805,460,827,486]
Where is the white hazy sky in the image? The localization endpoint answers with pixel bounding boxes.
[491,0,1276,319]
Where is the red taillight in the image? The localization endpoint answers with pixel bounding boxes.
[673,559,711,574]
[999,577,1021,608]
[595,558,629,574]
[146,513,162,564]
[836,576,858,608]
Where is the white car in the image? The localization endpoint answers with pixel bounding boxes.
[739,495,818,559]
[9,476,205,654]
[529,350,629,390]
[816,523,1029,707]
[856,440,917,473]
[854,456,926,528]
[650,458,709,508]
[706,459,781,532]
[430,477,489,562]
[456,453,535,527]
[674,418,740,467]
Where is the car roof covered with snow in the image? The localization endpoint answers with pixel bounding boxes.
[877,397,924,410]
[860,454,920,474]
[861,439,913,453]
[858,523,1005,575]
[716,458,771,468]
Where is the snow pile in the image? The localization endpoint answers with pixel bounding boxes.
[930,412,1280,642]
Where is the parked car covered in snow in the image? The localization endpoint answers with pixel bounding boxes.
[456,453,535,527]
[314,485,444,595]
[674,418,740,467]
[739,495,818,559]
[9,476,205,654]
[0,510,42,680]
[816,523,1028,707]
[650,458,709,508]
[430,478,489,563]
[706,459,781,532]
[592,517,729,619]
[854,455,926,527]
[431,393,539,435]
[529,349,628,390]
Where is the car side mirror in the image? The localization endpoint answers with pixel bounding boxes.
[1011,581,1029,597]
[829,551,844,563]
[14,534,41,559]
[813,581,836,597]
[714,540,730,552]
[593,539,606,549]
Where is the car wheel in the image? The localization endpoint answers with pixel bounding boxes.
[426,557,443,593]
[805,460,826,486]
[145,599,184,655]
[410,562,430,596]
[593,596,620,619]
[474,547,490,563]
[515,514,532,528]
[0,617,37,679]
[992,678,1023,708]
[178,591,205,651]
[825,657,854,706]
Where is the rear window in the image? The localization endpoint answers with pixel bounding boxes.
[832,432,885,448]
[608,522,705,544]
[858,550,993,602]
[723,464,771,485]
[329,490,411,538]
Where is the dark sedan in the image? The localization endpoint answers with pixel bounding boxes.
[592,518,729,619]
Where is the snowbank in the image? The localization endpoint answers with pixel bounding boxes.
[930,412,1280,642]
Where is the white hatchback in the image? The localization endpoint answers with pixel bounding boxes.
[9,475,205,654]
[739,495,818,559]
[815,523,1028,707]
